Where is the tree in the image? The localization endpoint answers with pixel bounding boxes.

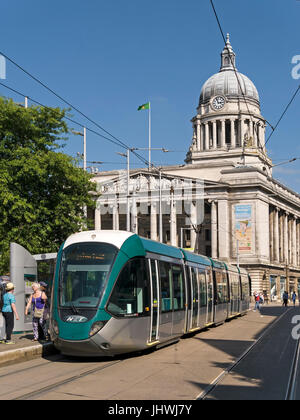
[0,98,97,272]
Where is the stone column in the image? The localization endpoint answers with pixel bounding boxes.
[218,199,229,259]
[220,119,226,148]
[190,202,197,251]
[280,211,284,262]
[274,207,279,262]
[250,121,254,144]
[296,219,300,267]
[94,201,101,230]
[131,194,138,234]
[212,120,217,149]
[150,202,157,241]
[211,200,218,258]
[170,191,177,246]
[261,123,266,151]
[289,216,292,265]
[269,208,274,262]
[112,203,119,230]
[292,216,297,266]
[204,122,209,150]
[196,121,201,151]
[240,117,245,147]
[283,212,289,264]
[230,118,236,148]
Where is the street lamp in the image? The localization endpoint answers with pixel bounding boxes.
[131,147,173,242]
[116,149,130,232]
[72,128,87,224]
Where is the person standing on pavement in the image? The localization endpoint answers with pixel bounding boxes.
[253,291,260,311]
[282,291,289,307]
[292,291,297,307]
[1,283,19,344]
[39,282,50,340]
[25,283,48,342]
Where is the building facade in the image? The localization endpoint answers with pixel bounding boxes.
[91,35,300,299]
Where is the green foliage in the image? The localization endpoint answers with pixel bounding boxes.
[0,98,97,272]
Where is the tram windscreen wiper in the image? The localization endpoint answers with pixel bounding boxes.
[70,303,80,315]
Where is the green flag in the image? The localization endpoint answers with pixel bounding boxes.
[137,102,150,111]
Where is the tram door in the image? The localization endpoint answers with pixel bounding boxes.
[206,270,214,324]
[190,267,199,329]
[149,259,160,342]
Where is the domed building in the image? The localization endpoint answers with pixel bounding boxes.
[92,35,300,300]
[185,34,272,175]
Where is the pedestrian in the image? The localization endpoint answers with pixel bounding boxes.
[253,291,260,311]
[1,282,19,344]
[39,281,50,340]
[25,282,48,342]
[259,293,264,305]
[282,290,288,307]
[292,291,297,307]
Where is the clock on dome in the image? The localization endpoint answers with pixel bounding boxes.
[211,95,226,111]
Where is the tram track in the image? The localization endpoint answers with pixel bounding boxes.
[12,359,123,400]
[285,335,300,400]
[196,307,294,400]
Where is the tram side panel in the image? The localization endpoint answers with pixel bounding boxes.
[240,273,250,313]
[228,271,240,317]
[213,268,229,324]
[93,256,152,355]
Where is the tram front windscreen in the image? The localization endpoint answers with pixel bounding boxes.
[59,242,117,308]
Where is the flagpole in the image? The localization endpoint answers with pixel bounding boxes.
[148,101,151,170]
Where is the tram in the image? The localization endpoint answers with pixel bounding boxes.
[50,230,250,357]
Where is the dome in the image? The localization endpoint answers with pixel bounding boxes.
[199,71,259,104]
[199,34,260,106]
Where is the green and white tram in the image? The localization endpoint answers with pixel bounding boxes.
[50,230,250,357]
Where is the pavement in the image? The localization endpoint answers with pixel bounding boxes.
[0,330,57,367]
[0,300,295,369]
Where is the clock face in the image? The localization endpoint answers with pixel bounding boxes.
[212,96,226,110]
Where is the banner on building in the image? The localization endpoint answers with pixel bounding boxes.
[235,204,252,253]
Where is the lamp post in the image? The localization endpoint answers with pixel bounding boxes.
[116,149,131,232]
[131,147,171,242]
[72,128,87,223]
[72,127,87,171]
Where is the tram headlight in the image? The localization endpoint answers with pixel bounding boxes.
[52,319,59,337]
[89,321,107,337]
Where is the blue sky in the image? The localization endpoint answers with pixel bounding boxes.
[1,0,300,191]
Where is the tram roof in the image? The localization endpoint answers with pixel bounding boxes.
[237,266,248,275]
[180,249,211,267]
[139,237,183,259]
[222,263,240,273]
[209,258,226,269]
[63,230,134,250]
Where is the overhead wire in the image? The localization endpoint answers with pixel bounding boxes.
[265,84,300,147]
[210,0,300,155]
[0,51,155,169]
[209,0,272,167]
[0,80,153,168]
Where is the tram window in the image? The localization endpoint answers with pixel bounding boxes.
[59,242,117,308]
[230,273,239,299]
[214,270,228,304]
[241,275,249,300]
[107,258,150,317]
[159,261,173,312]
[172,265,184,310]
[198,269,207,307]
